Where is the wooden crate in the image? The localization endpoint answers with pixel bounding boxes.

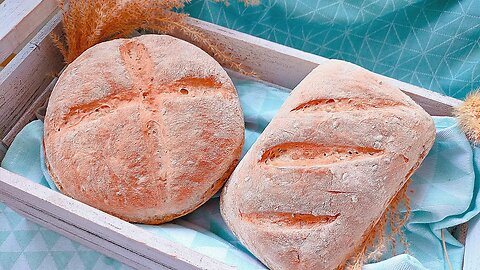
[0,1,463,269]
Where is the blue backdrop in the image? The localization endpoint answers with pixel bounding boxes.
[185,0,480,99]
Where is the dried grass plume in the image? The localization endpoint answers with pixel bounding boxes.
[455,90,480,144]
[342,180,411,270]
[52,0,257,74]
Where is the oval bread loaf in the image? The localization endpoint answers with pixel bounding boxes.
[44,35,244,224]
[220,60,435,269]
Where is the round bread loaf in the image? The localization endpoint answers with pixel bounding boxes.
[221,60,435,269]
[44,35,244,224]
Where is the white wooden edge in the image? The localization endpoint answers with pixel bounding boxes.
[3,77,56,145]
[226,69,292,93]
[0,142,6,162]
[0,11,64,140]
[0,167,233,270]
[186,17,462,116]
[0,0,57,63]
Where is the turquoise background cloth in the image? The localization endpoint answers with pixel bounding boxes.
[2,79,480,269]
[184,0,480,99]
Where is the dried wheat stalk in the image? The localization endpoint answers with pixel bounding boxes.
[52,0,255,74]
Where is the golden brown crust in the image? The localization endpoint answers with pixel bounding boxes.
[220,60,435,270]
[44,35,244,224]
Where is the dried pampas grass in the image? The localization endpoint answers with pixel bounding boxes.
[455,90,480,144]
[52,0,256,74]
[342,180,411,270]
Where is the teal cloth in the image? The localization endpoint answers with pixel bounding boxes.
[363,254,428,270]
[2,79,480,269]
[184,0,480,99]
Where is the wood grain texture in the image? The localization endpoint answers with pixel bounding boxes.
[0,0,57,63]
[0,167,233,270]
[0,12,64,140]
[0,141,6,161]
[3,77,56,145]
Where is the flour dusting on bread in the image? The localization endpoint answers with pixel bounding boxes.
[44,35,244,224]
[221,60,435,270]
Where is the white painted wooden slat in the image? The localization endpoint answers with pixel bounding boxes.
[0,167,233,270]
[0,12,64,140]
[3,77,56,145]
[0,141,6,161]
[0,0,57,63]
